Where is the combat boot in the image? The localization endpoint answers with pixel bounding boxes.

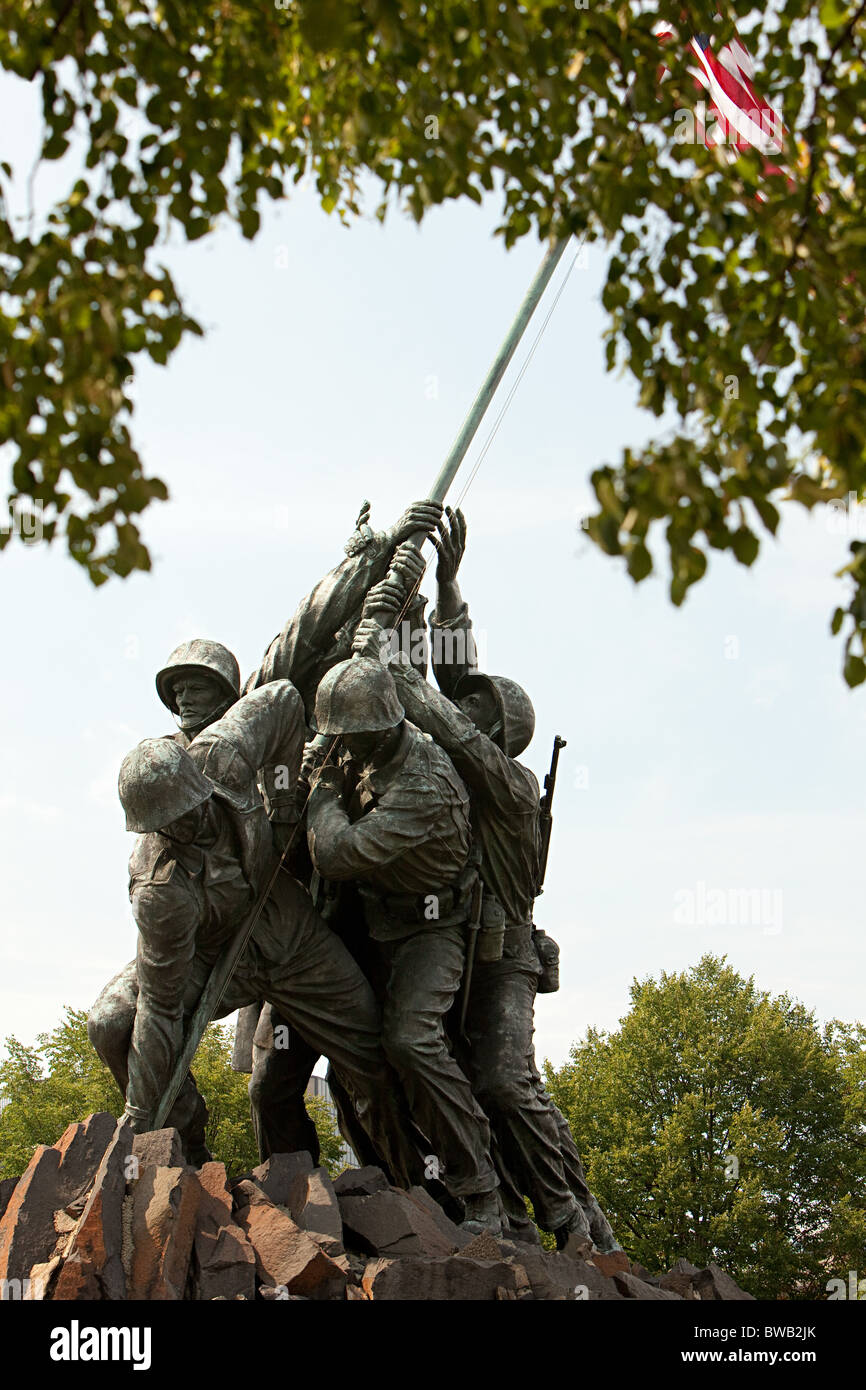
[553,1201,593,1255]
[460,1190,504,1236]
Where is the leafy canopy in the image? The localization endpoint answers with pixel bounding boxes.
[1,2,866,679]
[544,954,866,1298]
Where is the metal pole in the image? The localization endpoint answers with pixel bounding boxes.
[428,235,571,505]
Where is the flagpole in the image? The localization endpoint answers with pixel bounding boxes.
[427,235,571,505]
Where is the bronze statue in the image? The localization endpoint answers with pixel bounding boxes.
[87,681,421,1186]
[353,509,619,1251]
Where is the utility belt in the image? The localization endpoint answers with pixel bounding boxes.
[359,847,482,941]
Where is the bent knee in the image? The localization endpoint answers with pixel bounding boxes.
[382,1014,441,1073]
[475,1069,527,1116]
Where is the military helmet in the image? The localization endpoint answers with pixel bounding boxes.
[453,673,536,757]
[155,639,241,714]
[314,657,405,735]
[118,738,214,833]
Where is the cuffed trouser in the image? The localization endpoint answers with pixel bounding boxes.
[378,925,498,1201]
[461,962,580,1231]
[88,872,418,1185]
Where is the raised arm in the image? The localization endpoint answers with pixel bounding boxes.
[245,501,442,716]
[389,654,538,814]
[188,680,306,821]
[429,507,478,698]
[306,762,460,883]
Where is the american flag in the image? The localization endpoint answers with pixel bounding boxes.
[655,23,786,169]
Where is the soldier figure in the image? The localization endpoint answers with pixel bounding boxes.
[140,501,442,1160]
[353,510,619,1251]
[87,680,420,1185]
[304,657,503,1234]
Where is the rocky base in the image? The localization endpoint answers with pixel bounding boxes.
[0,1114,754,1302]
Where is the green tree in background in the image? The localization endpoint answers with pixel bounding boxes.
[0,1007,123,1176]
[2,2,866,686]
[303,1093,352,1180]
[0,1008,346,1180]
[544,955,866,1299]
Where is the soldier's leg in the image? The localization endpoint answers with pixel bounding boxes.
[247,1004,321,1164]
[380,927,498,1201]
[87,960,209,1159]
[464,965,584,1234]
[248,875,424,1188]
[528,1057,621,1251]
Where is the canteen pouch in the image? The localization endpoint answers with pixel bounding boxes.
[476,894,506,964]
[533,929,560,993]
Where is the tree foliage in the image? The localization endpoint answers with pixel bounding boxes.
[0,1008,345,1179]
[1,2,865,675]
[544,955,866,1298]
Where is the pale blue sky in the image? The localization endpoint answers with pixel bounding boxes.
[1,68,864,1073]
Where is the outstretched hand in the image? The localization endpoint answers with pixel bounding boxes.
[435,507,467,585]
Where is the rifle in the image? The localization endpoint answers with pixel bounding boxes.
[536,734,566,896]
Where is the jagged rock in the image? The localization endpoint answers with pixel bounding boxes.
[339,1189,458,1258]
[52,1118,133,1301]
[192,1162,256,1302]
[288,1167,344,1255]
[509,1245,625,1301]
[250,1152,313,1207]
[695,1262,755,1301]
[0,1112,118,1292]
[0,1148,63,1293]
[234,1180,346,1300]
[660,1257,701,1299]
[333,1166,389,1198]
[613,1270,683,1301]
[592,1249,631,1278]
[0,1179,19,1224]
[405,1186,472,1250]
[128,1165,202,1300]
[362,1254,524,1301]
[131,1129,185,1174]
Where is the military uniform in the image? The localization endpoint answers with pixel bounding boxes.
[88,682,418,1184]
[306,680,499,1205]
[390,624,617,1246]
[153,516,432,1160]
